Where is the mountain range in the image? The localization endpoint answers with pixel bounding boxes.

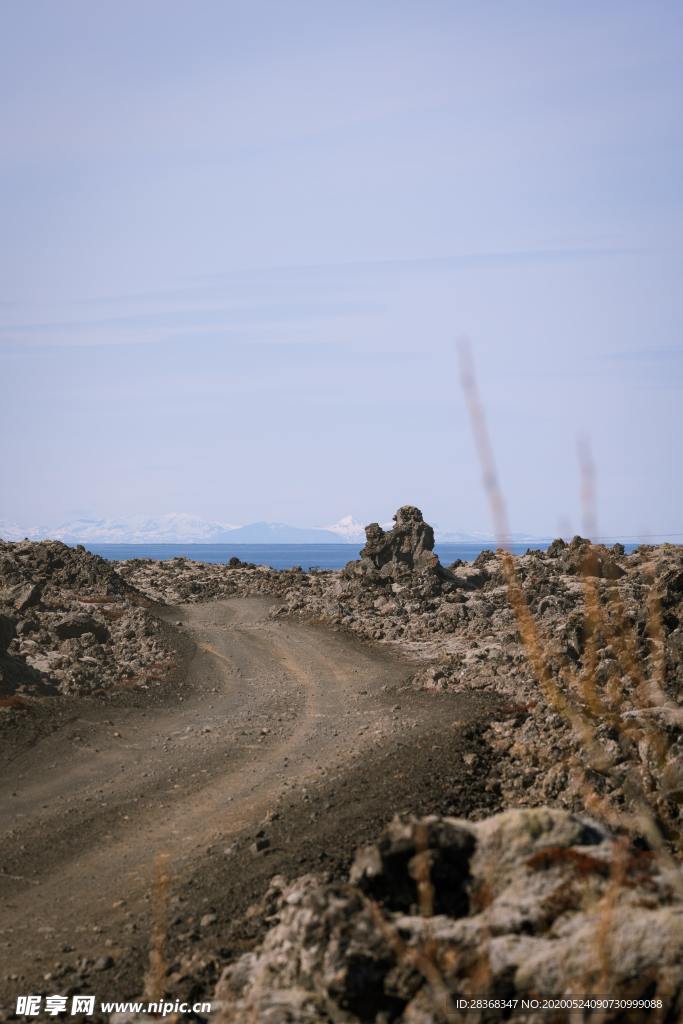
[0,513,545,545]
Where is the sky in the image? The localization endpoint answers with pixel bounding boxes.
[1,0,682,540]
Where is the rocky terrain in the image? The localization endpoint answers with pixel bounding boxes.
[215,808,683,1022]
[2,509,682,1021]
[0,540,180,700]
[117,507,683,846]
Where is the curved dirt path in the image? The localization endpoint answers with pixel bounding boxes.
[0,598,503,1011]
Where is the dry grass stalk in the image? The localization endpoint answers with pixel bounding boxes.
[365,896,460,1024]
[458,342,680,870]
[593,837,630,999]
[458,345,683,1015]
[645,585,670,706]
[411,821,435,918]
[213,981,260,1024]
[362,821,496,1021]
[577,444,669,767]
[459,343,596,745]
[143,851,172,1005]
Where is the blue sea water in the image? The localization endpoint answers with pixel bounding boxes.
[83,541,552,571]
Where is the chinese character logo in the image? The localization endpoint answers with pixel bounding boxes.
[15,996,42,1016]
[45,996,68,1016]
[71,995,96,1015]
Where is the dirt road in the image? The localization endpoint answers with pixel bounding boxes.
[0,599,506,1014]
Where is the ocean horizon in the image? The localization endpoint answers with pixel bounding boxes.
[84,540,558,570]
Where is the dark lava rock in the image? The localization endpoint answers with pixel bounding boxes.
[546,537,567,558]
[2,581,43,612]
[54,614,109,643]
[350,815,475,916]
[228,556,257,569]
[546,536,625,579]
[218,808,683,1022]
[0,613,16,652]
[346,506,451,582]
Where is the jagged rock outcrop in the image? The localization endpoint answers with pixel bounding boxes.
[546,535,626,579]
[0,540,180,698]
[0,611,34,696]
[345,506,450,581]
[215,808,683,1022]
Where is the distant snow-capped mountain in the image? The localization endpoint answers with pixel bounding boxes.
[58,514,242,543]
[0,520,40,542]
[321,515,367,542]
[0,513,547,546]
[0,514,238,544]
[213,522,344,543]
[435,528,547,544]
[1,514,357,544]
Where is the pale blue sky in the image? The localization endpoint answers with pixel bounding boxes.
[2,1,681,537]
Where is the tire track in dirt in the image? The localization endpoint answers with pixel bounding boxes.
[0,598,420,1005]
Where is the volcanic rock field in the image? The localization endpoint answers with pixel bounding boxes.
[1,507,682,1022]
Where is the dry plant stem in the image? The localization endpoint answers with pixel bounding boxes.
[144,852,171,1004]
[213,985,259,1024]
[459,343,683,886]
[589,572,667,718]
[577,448,670,770]
[211,976,241,1024]
[221,996,261,1024]
[366,898,459,1024]
[573,448,619,727]
[579,570,648,752]
[584,578,671,792]
[593,836,629,1004]
[645,587,671,706]
[604,589,675,792]
[600,581,668,711]
[459,343,593,741]
[412,821,435,918]
[584,563,674,805]
[576,575,608,721]
[408,822,459,1010]
[500,525,595,746]
[578,437,597,542]
[602,588,649,693]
